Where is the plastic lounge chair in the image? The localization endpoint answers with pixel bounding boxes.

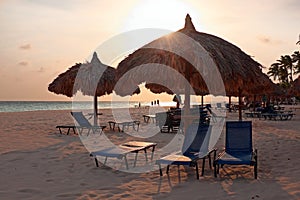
[90,141,157,169]
[107,120,140,132]
[213,121,258,179]
[56,125,77,135]
[156,124,216,179]
[155,112,172,133]
[70,112,106,136]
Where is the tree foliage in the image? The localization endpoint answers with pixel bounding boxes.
[268,51,300,89]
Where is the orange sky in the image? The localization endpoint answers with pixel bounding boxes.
[0,0,299,102]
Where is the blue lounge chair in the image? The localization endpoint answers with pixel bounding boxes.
[70,112,106,136]
[156,123,216,179]
[214,121,258,179]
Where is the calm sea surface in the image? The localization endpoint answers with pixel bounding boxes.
[0,99,233,113]
[0,101,178,113]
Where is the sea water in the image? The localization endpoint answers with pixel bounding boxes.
[0,99,231,113]
[0,101,136,113]
[0,101,179,113]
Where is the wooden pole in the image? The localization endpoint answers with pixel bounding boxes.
[253,95,257,111]
[184,64,191,134]
[238,88,242,121]
[94,95,98,126]
[228,96,232,112]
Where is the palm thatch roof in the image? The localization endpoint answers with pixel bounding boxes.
[48,52,116,98]
[48,63,81,97]
[145,82,209,96]
[115,14,275,97]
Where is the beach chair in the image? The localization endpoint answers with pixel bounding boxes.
[107,120,140,132]
[70,112,106,136]
[90,141,157,169]
[216,103,222,110]
[156,124,216,179]
[213,121,258,179]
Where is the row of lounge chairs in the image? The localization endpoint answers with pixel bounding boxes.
[64,112,258,179]
[245,110,295,120]
[261,111,295,120]
[155,108,210,133]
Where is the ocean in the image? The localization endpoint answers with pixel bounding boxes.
[0,98,233,113]
[0,101,178,113]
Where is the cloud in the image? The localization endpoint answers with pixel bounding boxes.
[283,0,300,11]
[18,61,28,66]
[26,0,82,11]
[19,44,31,50]
[257,35,282,45]
[37,67,45,73]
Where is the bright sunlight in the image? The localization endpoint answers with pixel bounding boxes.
[122,0,200,31]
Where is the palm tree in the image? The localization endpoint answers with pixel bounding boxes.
[268,56,291,88]
[296,34,300,45]
[292,51,300,74]
[281,55,294,83]
[267,62,281,81]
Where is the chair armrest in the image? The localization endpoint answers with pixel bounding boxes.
[92,125,106,129]
[215,149,226,160]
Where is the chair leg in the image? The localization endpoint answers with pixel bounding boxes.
[254,163,258,179]
[72,127,76,135]
[79,128,83,136]
[254,149,258,179]
[94,157,99,167]
[166,165,170,174]
[195,162,199,179]
[201,158,205,176]
[208,154,212,169]
[213,161,218,177]
[124,155,129,170]
[158,164,163,176]
[150,146,155,161]
[133,152,138,167]
[144,149,148,162]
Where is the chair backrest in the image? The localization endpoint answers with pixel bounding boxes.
[71,112,92,127]
[225,121,252,154]
[156,112,170,126]
[182,123,211,156]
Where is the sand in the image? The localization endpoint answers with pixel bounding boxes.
[0,106,299,200]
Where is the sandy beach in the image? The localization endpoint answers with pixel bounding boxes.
[0,107,299,200]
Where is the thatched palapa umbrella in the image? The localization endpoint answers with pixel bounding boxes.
[115,14,275,120]
[48,52,116,125]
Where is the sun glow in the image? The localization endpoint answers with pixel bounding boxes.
[122,0,200,31]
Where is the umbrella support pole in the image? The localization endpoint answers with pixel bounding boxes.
[228,96,232,112]
[238,88,242,121]
[94,95,98,126]
[183,80,191,134]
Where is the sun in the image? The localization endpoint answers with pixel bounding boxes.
[122,0,200,32]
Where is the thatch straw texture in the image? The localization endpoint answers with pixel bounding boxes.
[48,63,81,97]
[48,52,115,98]
[115,14,275,97]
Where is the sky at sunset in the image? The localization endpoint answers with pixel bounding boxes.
[0,0,299,102]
